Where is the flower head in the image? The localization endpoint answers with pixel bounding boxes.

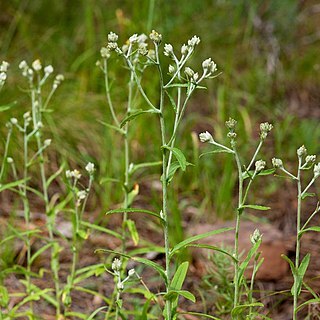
[164,43,174,57]
[187,35,200,48]
[149,30,162,44]
[272,158,283,168]
[255,160,266,172]
[297,145,307,158]
[44,65,54,75]
[314,163,320,178]
[32,59,42,71]
[85,162,95,174]
[250,229,262,244]
[108,31,118,42]
[199,131,213,143]
[112,258,122,271]
[260,122,273,139]
[225,118,237,130]
[305,155,316,165]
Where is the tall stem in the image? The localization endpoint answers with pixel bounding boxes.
[0,126,12,182]
[293,160,302,319]
[232,143,243,309]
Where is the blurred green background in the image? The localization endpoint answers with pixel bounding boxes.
[1,0,320,228]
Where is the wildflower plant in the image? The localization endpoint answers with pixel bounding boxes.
[199,119,274,317]
[272,146,320,319]
[97,30,232,319]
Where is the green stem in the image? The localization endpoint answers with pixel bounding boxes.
[293,159,302,319]
[0,126,12,183]
[232,142,243,311]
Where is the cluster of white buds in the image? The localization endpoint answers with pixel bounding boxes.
[260,122,273,140]
[66,169,81,180]
[19,60,33,80]
[149,29,162,44]
[272,158,283,168]
[168,64,175,74]
[202,58,217,78]
[44,139,52,147]
[111,258,135,292]
[226,118,237,130]
[44,65,54,75]
[85,162,95,175]
[199,131,214,143]
[305,155,316,165]
[314,163,320,179]
[297,145,307,158]
[164,43,174,57]
[76,190,87,206]
[250,229,262,245]
[23,111,32,126]
[188,35,200,48]
[53,74,64,89]
[255,160,266,172]
[184,67,199,83]
[0,61,9,88]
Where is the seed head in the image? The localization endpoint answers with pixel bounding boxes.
[272,158,283,168]
[149,30,162,44]
[255,160,266,172]
[199,131,213,143]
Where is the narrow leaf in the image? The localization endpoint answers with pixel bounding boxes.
[301,192,316,200]
[126,219,139,246]
[81,221,122,239]
[120,109,159,128]
[185,244,237,262]
[178,312,221,320]
[240,204,271,211]
[106,208,164,222]
[231,303,264,316]
[164,290,196,303]
[299,226,320,237]
[170,227,233,258]
[163,146,187,171]
[199,149,234,158]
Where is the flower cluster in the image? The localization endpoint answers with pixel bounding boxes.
[66,169,82,180]
[250,229,262,245]
[260,122,273,140]
[272,158,283,168]
[111,258,135,292]
[0,61,9,88]
[255,160,266,172]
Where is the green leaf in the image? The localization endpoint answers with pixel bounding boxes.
[98,120,125,135]
[299,226,320,237]
[242,168,276,180]
[178,312,221,320]
[165,90,177,113]
[81,221,122,239]
[162,146,187,171]
[129,161,162,175]
[301,192,316,200]
[46,162,65,189]
[171,262,189,310]
[127,184,139,207]
[163,161,194,184]
[0,101,16,112]
[295,253,311,296]
[77,229,88,240]
[281,254,297,277]
[199,149,234,158]
[240,204,271,211]
[132,257,167,284]
[120,109,159,128]
[100,177,121,185]
[0,285,9,307]
[165,83,189,89]
[87,306,108,320]
[231,303,264,316]
[30,243,53,264]
[295,298,320,313]
[164,290,196,303]
[106,207,164,222]
[170,227,233,259]
[126,219,139,246]
[0,178,28,192]
[185,244,237,262]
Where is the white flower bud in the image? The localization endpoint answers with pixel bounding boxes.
[44,65,54,75]
[187,35,200,47]
[250,229,262,244]
[181,44,188,55]
[7,157,13,164]
[128,269,135,276]
[0,61,9,72]
[184,67,194,78]
[314,163,320,178]
[306,155,316,164]
[225,118,237,130]
[164,43,173,56]
[297,145,307,158]
[168,65,175,74]
[19,60,28,69]
[66,170,72,178]
[44,139,51,147]
[129,34,138,43]
[85,162,95,174]
[10,118,18,125]
[199,131,213,143]
[117,282,124,290]
[100,47,110,58]
[77,190,87,200]
[255,160,266,172]
[32,59,42,71]
[149,30,162,44]
[112,258,122,271]
[107,31,118,42]
[272,158,283,168]
[192,72,199,82]
[72,169,81,179]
